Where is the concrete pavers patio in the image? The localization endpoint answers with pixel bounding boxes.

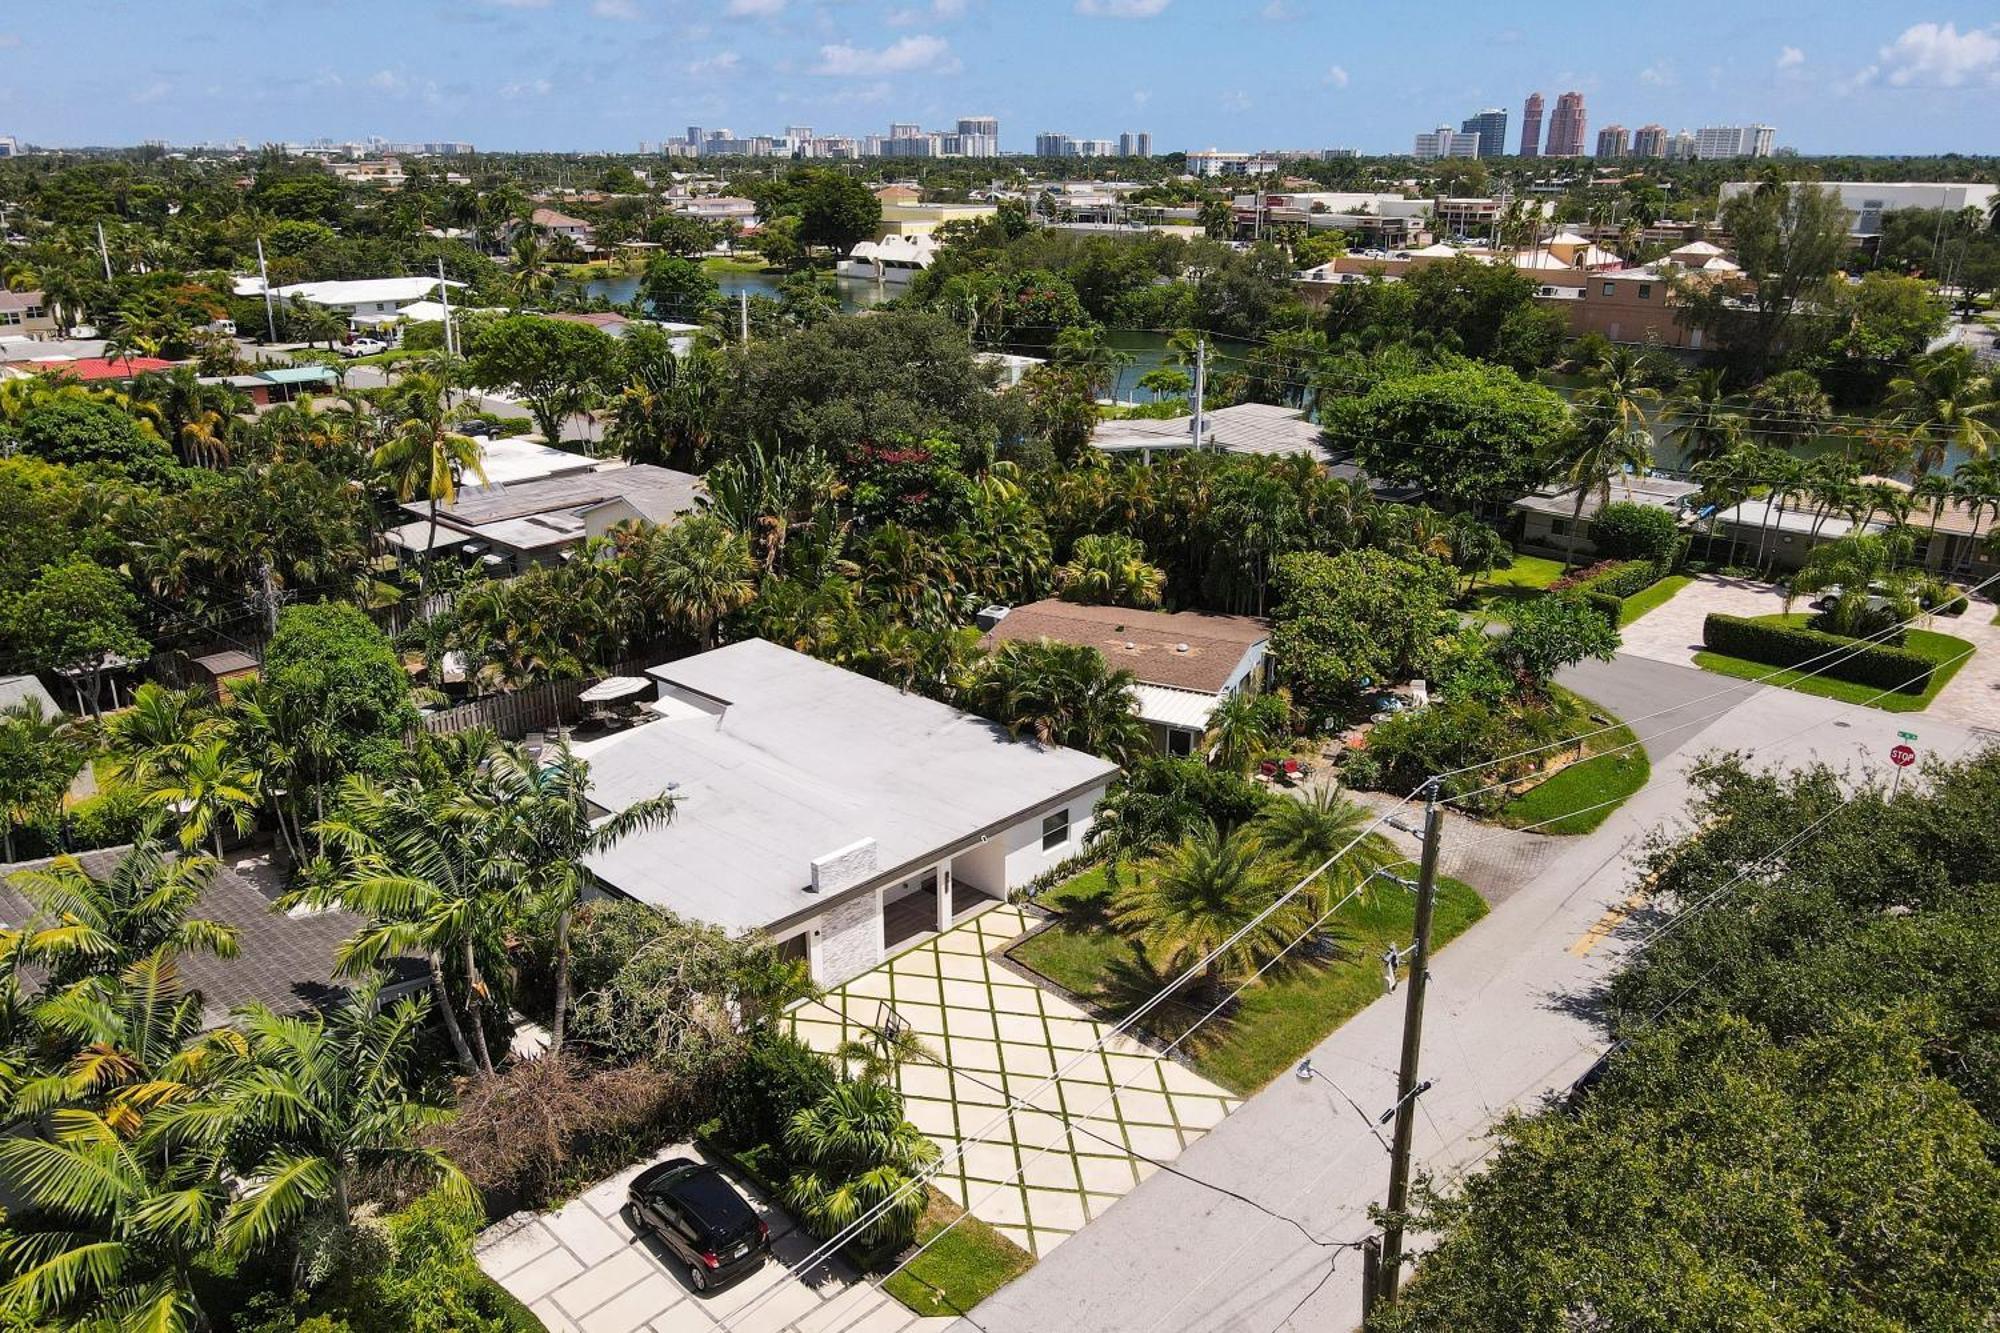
[788,905,1240,1258]
[474,1143,953,1333]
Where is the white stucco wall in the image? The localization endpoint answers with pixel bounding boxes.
[998,786,1106,889]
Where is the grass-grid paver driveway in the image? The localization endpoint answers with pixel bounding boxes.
[788,905,1239,1259]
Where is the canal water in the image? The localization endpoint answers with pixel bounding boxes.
[583,271,894,315]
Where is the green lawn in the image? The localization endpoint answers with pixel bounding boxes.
[703,254,777,275]
[1619,573,1694,626]
[1012,864,1487,1096]
[1693,613,1975,713]
[1467,554,1568,617]
[880,1189,1035,1319]
[1497,708,1649,835]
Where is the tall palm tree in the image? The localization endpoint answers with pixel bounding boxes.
[1665,368,1745,467]
[8,836,238,993]
[13,952,214,1129]
[1886,344,2000,474]
[474,741,675,1053]
[1254,785,1398,924]
[1112,821,1303,996]
[144,736,259,861]
[371,371,487,566]
[636,513,758,650]
[152,978,470,1261]
[1202,691,1282,775]
[1550,416,1654,571]
[509,232,555,309]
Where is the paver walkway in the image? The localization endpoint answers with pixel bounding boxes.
[1615,573,1787,666]
[474,1143,954,1333]
[788,905,1239,1258]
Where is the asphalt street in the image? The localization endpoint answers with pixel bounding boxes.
[957,657,1988,1333]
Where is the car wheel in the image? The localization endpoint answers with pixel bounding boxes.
[688,1262,709,1292]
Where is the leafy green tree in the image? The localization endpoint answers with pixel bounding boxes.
[463,314,615,446]
[12,395,176,482]
[2,559,149,716]
[262,603,416,783]
[604,329,727,471]
[794,170,883,254]
[1676,181,1851,380]
[1113,821,1301,995]
[1497,592,1620,689]
[1831,270,1949,364]
[0,698,88,861]
[1268,549,1457,722]
[638,254,721,323]
[647,212,719,258]
[1056,533,1166,608]
[1325,363,1566,510]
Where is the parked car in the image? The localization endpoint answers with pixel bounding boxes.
[341,337,389,358]
[627,1159,771,1292]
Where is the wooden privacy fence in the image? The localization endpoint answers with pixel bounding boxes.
[411,655,661,741]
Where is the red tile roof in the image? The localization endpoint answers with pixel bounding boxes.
[23,356,176,381]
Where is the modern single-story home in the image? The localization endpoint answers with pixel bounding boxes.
[201,364,340,406]
[579,640,1118,987]
[1511,473,1702,561]
[1090,401,1333,463]
[0,848,424,1026]
[979,601,1272,757]
[233,276,467,329]
[384,463,704,571]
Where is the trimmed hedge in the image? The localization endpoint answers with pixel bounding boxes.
[1701,613,1935,694]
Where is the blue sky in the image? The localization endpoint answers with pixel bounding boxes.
[1,2,1996,155]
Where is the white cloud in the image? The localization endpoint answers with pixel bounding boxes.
[1637,60,1675,87]
[1776,45,1805,69]
[592,0,639,17]
[1219,89,1251,112]
[1076,0,1170,16]
[812,33,959,75]
[1260,0,1299,18]
[686,50,742,76]
[725,0,783,15]
[129,79,172,104]
[369,69,406,93]
[1322,64,1348,88]
[889,0,965,22]
[487,0,550,8]
[1871,21,2000,88]
[501,77,553,97]
[1132,89,1152,106]
[0,34,21,50]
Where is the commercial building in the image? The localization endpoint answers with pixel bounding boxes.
[980,602,1271,758]
[1414,125,1481,161]
[1544,91,1587,157]
[1519,93,1544,158]
[1718,180,1998,243]
[1187,150,1281,178]
[1594,125,1629,159]
[1632,124,1667,158]
[1460,108,1508,159]
[1694,124,1776,159]
[578,639,1117,987]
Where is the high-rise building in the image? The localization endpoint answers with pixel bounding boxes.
[785,125,813,142]
[1694,124,1776,159]
[1519,93,1544,158]
[1136,132,1153,157]
[686,126,704,148]
[1460,108,1508,159]
[1545,91,1587,156]
[1119,131,1135,156]
[0,136,17,159]
[1632,124,1667,158]
[1414,125,1480,161]
[1034,131,1072,157]
[957,115,999,142]
[1594,125,1628,159]
[1668,129,1697,161]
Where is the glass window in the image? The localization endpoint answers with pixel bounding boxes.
[1168,728,1193,758]
[1041,809,1070,852]
[1637,284,1652,299]
[0,312,17,326]
[1602,282,1616,296]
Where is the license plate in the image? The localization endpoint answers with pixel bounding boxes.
[732,1243,750,1259]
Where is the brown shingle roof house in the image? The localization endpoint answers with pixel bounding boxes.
[979,600,1273,754]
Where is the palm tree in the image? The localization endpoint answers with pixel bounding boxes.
[973,640,1150,766]
[301,774,517,1077]
[509,232,555,309]
[1786,529,1929,637]
[0,1104,230,1331]
[1055,533,1166,608]
[1886,344,2000,474]
[9,837,239,993]
[143,736,259,861]
[1112,821,1304,996]
[783,1079,939,1255]
[1255,785,1398,925]
[605,336,726,471]
[474,741,675,1053]
[635,513,758,650]
[1050,324,1136,403]
[372,371,487,567]
[1550,416,1654,572]
[1201,691,1282,774]
[1665,368,1745,466]
[0,698,89,862]
[153,978,470,1262]
[13,952,214,1129]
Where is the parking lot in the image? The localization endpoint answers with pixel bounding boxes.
[474,1143,955,1333]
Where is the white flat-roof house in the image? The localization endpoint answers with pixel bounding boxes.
[581,640,1118,986]
[233,276,467,328]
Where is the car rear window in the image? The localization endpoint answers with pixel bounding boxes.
[671,1171,756,1242]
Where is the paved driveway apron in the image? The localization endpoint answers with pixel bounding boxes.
[789,905,1240,1258]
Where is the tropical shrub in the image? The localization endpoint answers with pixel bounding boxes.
[783,1079,941,1253]
[1588,501,1680,565]
[713,1029,840,1156]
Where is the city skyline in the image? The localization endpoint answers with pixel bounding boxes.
[0,3,1994,155]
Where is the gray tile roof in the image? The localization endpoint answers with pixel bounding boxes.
[414,464,704,533]
[0,847,423,1026]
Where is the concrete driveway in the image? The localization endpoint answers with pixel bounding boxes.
[475,1143,950,1333]
[1615,574,1788,666]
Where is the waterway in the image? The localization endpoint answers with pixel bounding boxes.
[582,271,895,315]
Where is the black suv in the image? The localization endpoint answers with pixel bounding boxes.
[627,1159,772,1292]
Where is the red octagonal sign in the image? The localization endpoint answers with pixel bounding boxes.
[1890,744,1917,768]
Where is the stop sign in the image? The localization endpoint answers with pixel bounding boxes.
[1890,744,1916,768]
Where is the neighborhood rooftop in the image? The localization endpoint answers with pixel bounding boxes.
[1091,401,1333,461]
[580,639,1117,937]
[981,600,1269,695]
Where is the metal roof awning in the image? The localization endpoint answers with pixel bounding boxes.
[1131,684,1221,732]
